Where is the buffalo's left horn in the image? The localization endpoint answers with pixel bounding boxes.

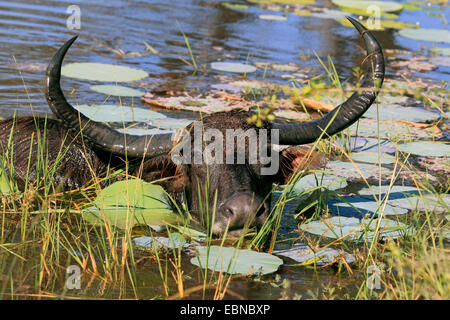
[273,17,385,145]
[45,36,173,158]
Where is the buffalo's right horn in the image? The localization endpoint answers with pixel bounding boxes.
[45,36,173,158]
[273,17,385,145]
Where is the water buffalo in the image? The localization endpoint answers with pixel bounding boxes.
[0,17,384,235]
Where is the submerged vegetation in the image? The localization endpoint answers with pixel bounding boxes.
[1,0,449,300]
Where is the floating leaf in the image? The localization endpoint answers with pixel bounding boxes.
[326,160,392,180]
[0,167,17,195]
[82,207,180,230]
[248,0,315,4]
[348,118,438,140]
[82,179,180,230]
[62,62,149,82]
[142,94,249,114]
[254,62,298,72]
[363,105,438,123]
[402,3,422,10]
[331,0,403,13]
[430,47,450,56]
[398,141,450,157]
[339,6,399,18]
[358,185,449,213]
[336,17,416,30]
[133,234,188,250]
[273,243,355,265]
[191,246,283,275]
[378,94,408,105]
[328,196,408,218]
[210,62,257,73]
[74,104,166,123]
[300,216,415,242]
[174,226,208,240]
[350,152,396,164]
[430,56,450,67]
[307,9,349,19]
[258,14,288,21]
[287,173,348,195]
[90,85,145,97]
[398,28,450,44]
[274,110,311,121]
[333,137,396,154]
[230,79,281,91]
[94,179,172,209]
[221,2,249,10]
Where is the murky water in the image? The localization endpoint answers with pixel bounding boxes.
[1,0,448,117]
[0,0,448,300]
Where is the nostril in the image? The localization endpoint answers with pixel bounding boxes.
[224,206,234,217]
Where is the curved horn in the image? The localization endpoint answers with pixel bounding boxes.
[45,36,173,158]
[273,17,385,145]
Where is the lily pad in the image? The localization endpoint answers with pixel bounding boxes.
[336,17,416,30]
[358,185,449,213]
[348,118,438,140]
[307,9,349,19]
[62,62,149,82]
[210,62,257,73]
[358,185,427,198]
[190,246,283,275]
[116,118,192,136]
[274,110,311,121]
[174,226,208,240]
[429,56,450,67]
[378,94,408,105]
[254,62,298,72]
[288,173,348,195]
[300,216,415,242]
[398,28,450,44]
[74,104,166,123]
[229,79,281,90]
[258,14,288,21]
[398,141,450,157]
[430,47,450,57]
[0,167,17,195]
[221,2,249,10]
[273,243,355,265]
[339,6,399,18]
[350,152,396,164]
[90,85,145,97]
[328,196,408,218]
[248,0,315,4]
[331,0,403,13]
[82,179,180,230]
[94,179,172,209]
[141,94,249,114]
[362,105,438,123]
[326,160,392,180]
[333,137,396,154]
[133,234,188,250]
[82,207,179,230]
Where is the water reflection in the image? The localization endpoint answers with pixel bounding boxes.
[1,0,447,119]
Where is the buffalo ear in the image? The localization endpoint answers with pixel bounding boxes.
[276,145,327,184]
[132,155,188,195]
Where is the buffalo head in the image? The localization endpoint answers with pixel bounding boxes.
[44,17,384,235]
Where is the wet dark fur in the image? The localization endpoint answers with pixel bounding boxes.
[0,117,111,191]
[0,112,325,229]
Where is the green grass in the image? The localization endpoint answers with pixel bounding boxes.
[0,52,448,300]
